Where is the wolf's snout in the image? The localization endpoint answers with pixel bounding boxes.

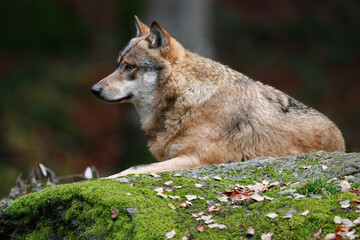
[91,84,102,97]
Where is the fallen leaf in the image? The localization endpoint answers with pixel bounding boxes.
[247,182,266,192]
[154,187,165,193]
[251,193,265,201]
[208,223,227,229]
[301,210,310,216]
[266,213,278,219]
[169,195,180,201]
[164,181,173,186]
[173,173,182,177]
[201,215,212,221]
[301,165,312,169]
[196,225,205,233]
[213,176,222,181]
[339,200,350,209]
[208,205,220,212]
[125,192,132,196]
[334,216,343,224]
[246,227,255,235]
[150,173,160,178]
[353,217,360,225]
[217,196,229,203]
[165,229,176,239]
[261,230,274,240]
[283,215,292,219]
[173,185,182,189]
[157,193,168,199]
[185,195,197,201]
[312,228,322,237]
[181,237,190,240]
[168,203,176,210]
[294,194,305,199]
[232,192,251,201]
[321,187,327,195]
[205,219,215,224]
[262,180,270,185]
[324,233,336,240]
[179,203,188,208]
[111,208,119,219]
[195,183,204,188]
[185,201,193,206]
[345,230,357,239]
[341,218,355,228]
[349,199,360,205]
[335,225,349,232]
[340,180,351,191]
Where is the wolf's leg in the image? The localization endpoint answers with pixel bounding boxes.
[104,155,201,179]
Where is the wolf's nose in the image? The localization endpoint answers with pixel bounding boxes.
[91,84,102,97]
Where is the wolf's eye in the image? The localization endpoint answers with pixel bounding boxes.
[125,64,136,72]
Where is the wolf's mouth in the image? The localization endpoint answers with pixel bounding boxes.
[117,94,133,102]
[101,94,133,103]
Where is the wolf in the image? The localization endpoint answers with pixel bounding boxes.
[91,16,345,178]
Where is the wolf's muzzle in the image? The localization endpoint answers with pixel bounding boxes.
[91,84,103,97]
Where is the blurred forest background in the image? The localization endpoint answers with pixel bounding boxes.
[0,0,359,197]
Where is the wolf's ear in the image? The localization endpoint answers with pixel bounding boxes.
[148,21,171,48]
[135,15,150,37]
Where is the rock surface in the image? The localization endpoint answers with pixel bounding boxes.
[1,151,360,239]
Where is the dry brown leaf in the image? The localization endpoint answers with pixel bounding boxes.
[246,227,255,235]
[208,223,227,229]
[111,208,119,219]
[312,228,322,237]
[301,165,312,169]
[154,187,164,193]
[353,217,360,225]
[165,229,176,239]
[266,213,278,219]
[150,173,160,178]
[201,215,212,221]
[217,196,229,203]
[185,195,197,201]
[168,203,176,210]
[208,205,220,212]
[334,216,343,224]
[301,210,310,216]
[251,193,265,201]
[339,200,350,209]
[204,219,215,224]
[335,225,349,233]
[324,233,336,240]
[179,202,188,208]
[349,199,360,205]
[213,176,222,181]
[340,180,351,191]
[169,195,180,201]
[164,181,173,186]
[261,230,274,240]
[196,225,205,233]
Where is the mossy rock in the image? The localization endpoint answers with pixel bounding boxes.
[1,151,360,239]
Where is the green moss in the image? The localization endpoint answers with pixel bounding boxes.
[1,174,360,239]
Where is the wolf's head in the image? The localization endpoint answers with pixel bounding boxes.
[91,16,184,122]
